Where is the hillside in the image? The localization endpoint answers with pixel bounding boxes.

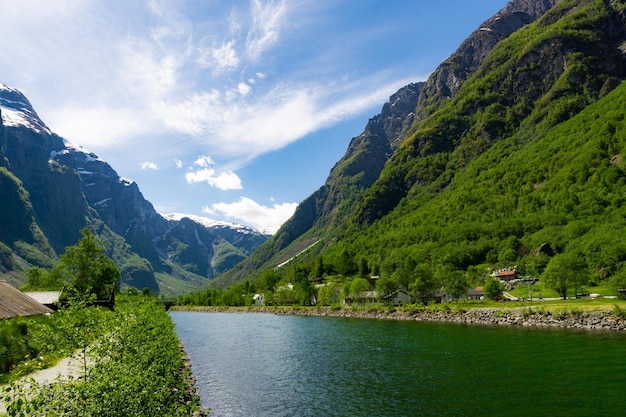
[0,85,269,296]
[213,0,626,290]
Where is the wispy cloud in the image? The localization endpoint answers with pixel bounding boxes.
[246,0,287,60]
[205,197,297,234]
[0,0,405,163]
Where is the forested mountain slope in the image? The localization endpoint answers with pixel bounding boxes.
[214,0,626,288]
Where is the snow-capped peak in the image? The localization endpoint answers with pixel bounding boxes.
[0,83,51,135]
[161,213,261,234]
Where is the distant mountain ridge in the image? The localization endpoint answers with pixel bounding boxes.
[213,0,626,288]
[0,84,269,295]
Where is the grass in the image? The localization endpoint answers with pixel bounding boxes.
[172,297,626,315]
[154,272,202,298]
[507,283,616,299]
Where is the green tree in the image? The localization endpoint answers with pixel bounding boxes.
[291,267,314,306]
[541,253,588,299]
[317,282,339,306]
[358,257,370,278]
[409,263,436,303]
[393,254,418,293]
[375,275,399,301]
[437,265,467,301]
[609,268,626,297]
[257,269,282,293]
[23,267,64,291]
[483,277,504,300]
[313,257,325,278]
[336,248,357,278]
[349,278,373,297]
[56,227,120,300]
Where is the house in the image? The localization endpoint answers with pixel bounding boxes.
[252,293,265,306]
[433,288,485,303]
[344,290,378,305]
[466,288,485,301]
[0,280,54,319]
[380,289,411,305]
[493,269,517,281]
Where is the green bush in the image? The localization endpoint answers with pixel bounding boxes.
[3,300,204,417]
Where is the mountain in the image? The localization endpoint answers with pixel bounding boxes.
[0,84,269,295]
[213,0,626,289]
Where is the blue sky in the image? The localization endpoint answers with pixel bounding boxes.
[0,0,509,233]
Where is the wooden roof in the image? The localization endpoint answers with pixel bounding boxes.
[0,280,54,319]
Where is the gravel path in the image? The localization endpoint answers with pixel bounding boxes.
[27,354,86,384]
[0,353,86,414]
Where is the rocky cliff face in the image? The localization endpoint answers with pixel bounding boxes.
[0,84,269,294]
[417,0,560,119]
[1,85,88,252]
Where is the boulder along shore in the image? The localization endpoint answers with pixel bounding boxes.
[177,306,626,331]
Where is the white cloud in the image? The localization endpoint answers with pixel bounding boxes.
[237,82,252,96]
[193,155,215,167]
[141,161,159,170]
[185,168,242,190]
[175,159,183,168]
[206,197,297,234]
[211,40,240,72]
[211,171,243,190]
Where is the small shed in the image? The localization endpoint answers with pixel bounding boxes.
[252,293,265,306]
[0,280,54,319]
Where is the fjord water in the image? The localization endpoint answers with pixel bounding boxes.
[171,312,625,417]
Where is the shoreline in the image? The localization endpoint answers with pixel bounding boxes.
[173,305,626,331]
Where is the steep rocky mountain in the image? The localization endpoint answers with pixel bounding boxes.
[0,84,269,295]
[214,0,626,288]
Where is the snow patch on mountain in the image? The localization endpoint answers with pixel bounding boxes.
[0,84,51,135]
[162,213,265,235]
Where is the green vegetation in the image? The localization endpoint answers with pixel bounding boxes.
[0,315,63,380]
[2,297,204,417]
[210,0,626,298]
[22,227,119,300]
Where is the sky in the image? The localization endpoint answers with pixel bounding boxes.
[0,0,509,234]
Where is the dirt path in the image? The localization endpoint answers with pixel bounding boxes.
[0,354,86,414]
[27,354,86,384]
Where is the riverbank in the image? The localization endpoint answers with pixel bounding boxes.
[174,304,626,331]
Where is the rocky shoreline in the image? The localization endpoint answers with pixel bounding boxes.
[179,344,208,417]
[178,305,626,331]
[279,306,626,331]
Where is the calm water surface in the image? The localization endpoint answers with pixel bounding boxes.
[171,312,626,417]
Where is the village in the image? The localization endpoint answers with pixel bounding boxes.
[249,267,544,307]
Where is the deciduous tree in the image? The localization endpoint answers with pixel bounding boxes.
[541,252,588,299]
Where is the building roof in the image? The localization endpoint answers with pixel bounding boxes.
[495,270,517,279]
[0,280,54,319]
[23,291,62,306]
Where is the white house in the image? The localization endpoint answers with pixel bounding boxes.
[252,293,265,306]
